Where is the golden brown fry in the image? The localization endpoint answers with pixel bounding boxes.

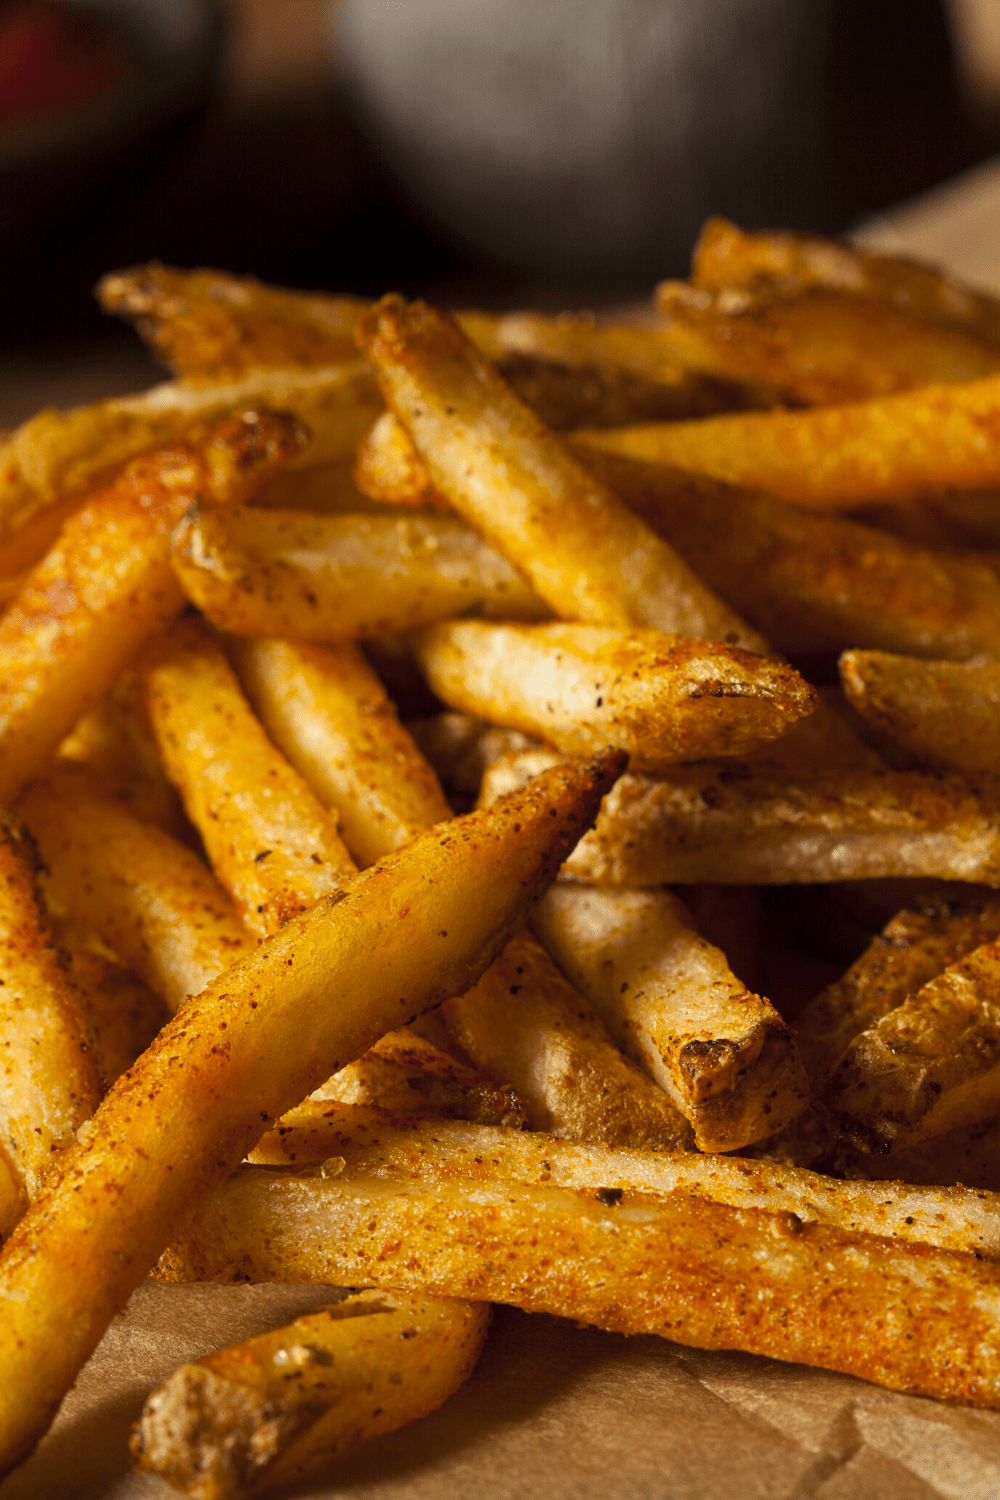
[20,766,251,1012]
[141,617,355,938]
[132,1289,489,1499]
[532,884,807,1151]
[794,892,1000,1083]
[163,1131,1000,1409]
[68,948,169,1086]
[98,263,370,380]
[170,504,547,641]
[826,936,1000,1153]
[577,449,1000,661]
[573,374,1000,510]
[481,748,1000,886]
[353,411,451,509]
[692,216,1000,348]
[840,649,1000,775]
[233,638,453,868]
[355,296,767,651]
[0,815,103,1202]
[438,930,693,1150]
[0,754,618,1476]
[406,712,538,808]
[411,620,814,772]
[0,411,301,806]
[839,1114,1000,1192]
[311,1028,525,1127]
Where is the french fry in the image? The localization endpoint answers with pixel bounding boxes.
[132,1289,490,1499]
[839,1114,1000,1192]
[437,930,693,1149]
[355,296,768,652]
[310,1027,525,1127]
[141,617,355,938]
[691,217,1000,348]
[0,368,376,545]
[353,410,452,510]
[406,712,538,808]
[577,449,1000,661]
[532,884,807,1151]
[20,766,252,1012]
[572,373,1000,510]
[826,936,1000,1153]
[68,948,169,1086]
[481,748,1000,886]
[162,1130,1000,1409]
[233,638,453,868]
[410,620,815,772]
[0,754,619,1475]
[794,892,1000,1083]
[97,264,370,380]
[0,814,103,1202]
[840,649,1000,775]
[0,411,301,806]
[170,505,548,642]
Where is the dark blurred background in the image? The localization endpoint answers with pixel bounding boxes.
[3,0,1000,421]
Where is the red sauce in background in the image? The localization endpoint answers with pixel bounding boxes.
[0,0,133,125]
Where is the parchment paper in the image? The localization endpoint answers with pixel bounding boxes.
[8,166,1000,1500]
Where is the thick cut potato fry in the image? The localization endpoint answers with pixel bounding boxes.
[162,1142,1000,1409]
[245,1108,1000,1259]
[827,937,1000,1153]
[439,930,693,1150]
[692,217,1000,348]
[353,411,452,510]
[794,892,1000,1083]
[0,754,619,1476]
[840,1115,1000,1192]
[0,816,102,1201]
[840,649,1000,775]
[0,411,301,806]
[573,374,1000,510]
[311,1027,525,1127]
[132,1289,489,1499]
[406,712,538,807]
[233,638,453,868]
[142,617,355,937]
[171,505,547,641]
[411,620,814,772]
[98,264,370,380]
[68,948,169,1086]
[482,748,1000,886]
[0,367,376,545]
[578,450,1000,661]
[355,297,768,652]
[20,767,252,1012]
[653,279,1000,405]
[532,884,807,1151]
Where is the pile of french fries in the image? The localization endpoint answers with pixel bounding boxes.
[7,219,1000,1491]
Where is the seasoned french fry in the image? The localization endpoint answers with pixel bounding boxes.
[311,1027,525,1127]
[406,712,538,808]
[573,373,1000,510]
[233,638,453,868]
[826,936,1000,1153]
[98,264,370,380]
[438,930,693,1149]
[577,449,1000,661]
[163,1129,1000,1409]
[0,367,376,545]
[840,1114,1000,1192]
[355,296,768,651]
[68,948,169,1086]
[20,766,252,1012]
[141,617,355,937]
[0,411,301,806]
[411,620,815,772]
[532,884,807,1151]
[0,754,619,1475]
[840,649,1000,775]
[481,748,1000,886]
[132,1289,490,1499]
[794,892,1000,1083]
[692,216,1000,348]
[0,814,103,1202]
[170,505,548,641]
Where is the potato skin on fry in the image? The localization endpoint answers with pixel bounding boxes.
[132,1289,489,1498]
[412,620,814,772]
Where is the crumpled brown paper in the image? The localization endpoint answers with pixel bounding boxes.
[3,1276,1000,1500]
